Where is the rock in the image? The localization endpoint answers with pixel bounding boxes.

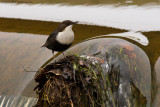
[34,38,151,107]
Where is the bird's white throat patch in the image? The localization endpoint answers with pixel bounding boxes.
[56,25,74,45]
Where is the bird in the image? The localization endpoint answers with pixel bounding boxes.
[42,20,78,55]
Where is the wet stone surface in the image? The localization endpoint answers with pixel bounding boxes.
[35,38,151,107]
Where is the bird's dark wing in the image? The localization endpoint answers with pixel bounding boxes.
[42,31,58,49]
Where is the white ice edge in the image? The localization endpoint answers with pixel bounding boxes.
[81,31,149,46]
[0,3,160,31]
[106,31,149,46]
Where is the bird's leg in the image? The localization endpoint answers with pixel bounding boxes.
[52,50,54,56]
[62,52,70,62]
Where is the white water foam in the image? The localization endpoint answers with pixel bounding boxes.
[0,3,160,31]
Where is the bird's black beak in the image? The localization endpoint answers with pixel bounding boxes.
[72,21,79,24]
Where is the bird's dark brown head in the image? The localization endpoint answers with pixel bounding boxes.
[61,20,78,25]
[57,20,78,32]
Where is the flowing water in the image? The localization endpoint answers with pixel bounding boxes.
[0,0,160,106]
[0,95,37,107]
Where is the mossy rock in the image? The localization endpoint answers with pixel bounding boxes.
[35,38,151,107]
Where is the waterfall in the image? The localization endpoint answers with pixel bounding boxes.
[0,95,37,107]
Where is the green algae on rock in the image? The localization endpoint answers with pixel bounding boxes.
[34,38,151,107]
[34,55,113,107]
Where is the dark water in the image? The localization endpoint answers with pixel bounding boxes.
[0,1,160,107]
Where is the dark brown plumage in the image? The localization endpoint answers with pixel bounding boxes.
[42,20,78,54]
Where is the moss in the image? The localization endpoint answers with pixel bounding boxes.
[34,44,148,107]
[34,54,120,107]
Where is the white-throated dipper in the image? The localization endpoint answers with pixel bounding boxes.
[42,20,78,55]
